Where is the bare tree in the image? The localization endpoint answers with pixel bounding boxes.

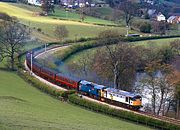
[79,7,86,22]
[67,53,93,77]
[151,21,169,35]
[93,43,140,91]
[41,0,55,15]
[54,25,69,41]
[0,19,29,70]
[118,1,139,27]
[167,70,180,119]
[0,48,3,62]
[170,40,180,56]
[140,61,174,115]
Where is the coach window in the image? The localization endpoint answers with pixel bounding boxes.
[126,97,128,102]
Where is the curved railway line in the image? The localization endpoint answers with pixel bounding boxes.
[25,44,180,126]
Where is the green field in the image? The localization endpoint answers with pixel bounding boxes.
[12,3,116,25]
[0,2,128,40]
[0,70,152,130]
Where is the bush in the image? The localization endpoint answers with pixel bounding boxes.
[98,29,123,39]
[61,90,76,99]
[37,28,42,32]
[139,22,151,33]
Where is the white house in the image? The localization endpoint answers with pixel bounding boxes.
[167,16,180,24]
[28,0,42,6]
[61,0,90,7]
[167,16,176,23]
[156,13,166,21]
[144,0,154,5]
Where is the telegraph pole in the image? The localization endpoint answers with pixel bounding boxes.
[30,51,33,75]
[126,25,129,36]
[44,43,47,67]
[45,43,47,52]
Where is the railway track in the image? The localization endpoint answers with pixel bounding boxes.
[25,44,180,126]
[138,111,180,126]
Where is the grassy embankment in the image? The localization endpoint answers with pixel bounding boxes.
[0,70,153,130]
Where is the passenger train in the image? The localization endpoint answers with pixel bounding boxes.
[26,51,142,110]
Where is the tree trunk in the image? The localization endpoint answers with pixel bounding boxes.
[151,77,156,115]
[165,101,171,116]
[114,62,119,89]
[157,92,164,115]
[152,87,156,114]
[11,50,15,71]
[176,98,180,119]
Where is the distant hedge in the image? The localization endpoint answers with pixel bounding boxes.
[43,35,180,51]
[122,35,180,42]
[58,35,180,61]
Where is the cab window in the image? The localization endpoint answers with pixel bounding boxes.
[125,97,128,102]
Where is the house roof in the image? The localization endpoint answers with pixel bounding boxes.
[168,16,176,21]
[157,14,165,17]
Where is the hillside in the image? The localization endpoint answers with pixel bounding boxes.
[0,2,129,40]
[0,69,153,130]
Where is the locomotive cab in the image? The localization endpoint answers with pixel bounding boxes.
[79,80,107,99]
[129,95,142,109]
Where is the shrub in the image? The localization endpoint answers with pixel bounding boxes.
[37,28,42,32]
[61,90,76,99]
[98,29,123,39]
[139,22,151,33]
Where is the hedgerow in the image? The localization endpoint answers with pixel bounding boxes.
[68,94,180,130]
[17,68,75,99]
[57,35,180,61]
